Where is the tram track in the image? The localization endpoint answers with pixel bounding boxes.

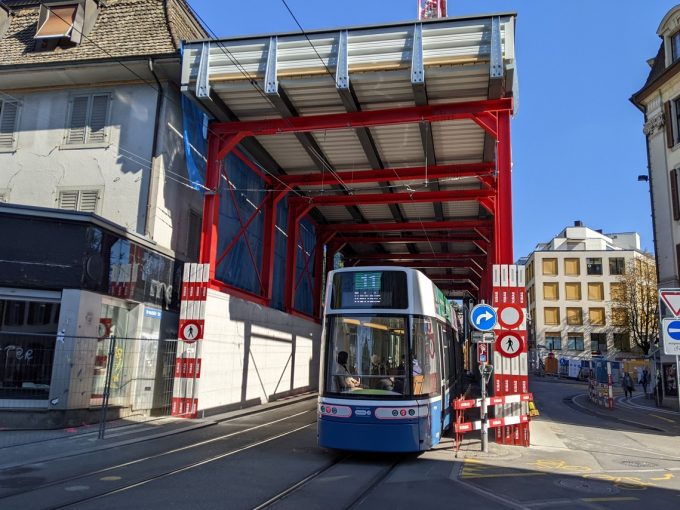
[252,453,407,510]
[0,409,317,507]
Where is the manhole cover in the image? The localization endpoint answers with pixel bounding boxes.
[621,460,657,468]
[556,478,620,495]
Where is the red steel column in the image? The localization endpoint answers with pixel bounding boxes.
[496,110,513,263]
[200,135,222,280]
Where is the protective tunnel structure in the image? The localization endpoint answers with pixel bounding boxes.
[180,12,518,320]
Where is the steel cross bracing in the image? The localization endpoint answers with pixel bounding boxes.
[200,98,514,317]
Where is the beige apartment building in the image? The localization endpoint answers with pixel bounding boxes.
[525,223,645,361]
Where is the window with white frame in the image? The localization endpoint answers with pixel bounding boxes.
[58,189,100,213]
[0,99,20,150]
[64,93,110,146]
[673,31,680,64]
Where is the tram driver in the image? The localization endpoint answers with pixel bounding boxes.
[335,351,361,391]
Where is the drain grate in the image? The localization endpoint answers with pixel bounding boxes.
[556,477,619,495]
[621,460,657,468]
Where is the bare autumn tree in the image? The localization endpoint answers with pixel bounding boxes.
[612,254,658,355]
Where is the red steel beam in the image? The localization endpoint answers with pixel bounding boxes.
[212,98,512,137]
[277,163,495,187]
[288,189,492,208]
[345,253,485,261]
[334,235,489,245]
[321,219,492,233]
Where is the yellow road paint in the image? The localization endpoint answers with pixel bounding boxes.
[650,473,674,481]
[650,414,676,423]
[580,497,639,502]
[461,472,547,479]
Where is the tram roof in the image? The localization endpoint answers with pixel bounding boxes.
[181,12,518,299]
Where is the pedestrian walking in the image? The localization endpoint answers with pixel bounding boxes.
[621,371,634,399]
[641,368,650,398]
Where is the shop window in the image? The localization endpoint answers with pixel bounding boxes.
[567,334,584,351]
[587,282,604,301]
[0,298,59,400]
[589,308,606,326]
[564,258,580,276]
[586,258,602,275]
[2,300,26,326]
[609,257,625,275]
[590,333,607,353]
[566,307,582,325]
[543,282,559,301]
[565,282,581,300]
[545,334,562,351]
[542,258,558,276]
[544,307,560,325]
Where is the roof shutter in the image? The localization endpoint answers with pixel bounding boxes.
[0,101,19,149]
[672,169,680,221]
[79,190,99,212]
[87,94,109,144]
[665,101,674,148]
[67,96,89,145]
[58,190,79,210]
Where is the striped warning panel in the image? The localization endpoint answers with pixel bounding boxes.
[172,263,210,418]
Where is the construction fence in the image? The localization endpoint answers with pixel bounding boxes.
[0,331,179,440]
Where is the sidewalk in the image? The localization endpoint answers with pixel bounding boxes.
[0,393,317,470]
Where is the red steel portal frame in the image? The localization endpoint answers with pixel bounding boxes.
[200,98,514,319]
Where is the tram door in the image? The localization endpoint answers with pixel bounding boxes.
[437,322,449,429]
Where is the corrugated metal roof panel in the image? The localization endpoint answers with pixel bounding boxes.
[255,134,317,172]
[432,121,485,161]
[357,204,394,220]
[370,124,424,167]
[442,200,480,217]
[400,202,435,220]
[310,129,370,170]
[316,206,355,222]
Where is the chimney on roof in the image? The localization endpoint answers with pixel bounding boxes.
[574,220,583,227]
[596,229,603,234]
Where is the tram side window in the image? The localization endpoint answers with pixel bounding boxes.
[325,316,407,396]
[411,317,441,396]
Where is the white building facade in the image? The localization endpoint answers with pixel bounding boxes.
[525,223,646,362]
[0,0,206,423]
[632,4,680,290]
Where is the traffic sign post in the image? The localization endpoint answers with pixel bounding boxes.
[661,318,680,414]
[659,289,680,318]
[496,331,523,359]
[470,303,497,332]
[472,331,495,344]
[478,343,489,364]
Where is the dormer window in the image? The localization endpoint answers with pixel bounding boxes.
[33,0,101,48]
[0,4,12,40]
[35,4,80,41]
[672,31,680,62]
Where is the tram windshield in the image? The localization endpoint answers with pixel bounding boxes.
[326,315,407,396]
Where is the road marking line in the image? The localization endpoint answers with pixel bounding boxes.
[580,497,638,502]
[650,473,674,481]
[650,413,676,423]
[461,472,547,479]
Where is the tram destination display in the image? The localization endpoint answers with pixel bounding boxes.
[331,270,408,309]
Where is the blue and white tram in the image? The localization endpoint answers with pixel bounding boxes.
[317,267,464,452]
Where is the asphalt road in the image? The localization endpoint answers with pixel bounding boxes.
[1,378,679,509]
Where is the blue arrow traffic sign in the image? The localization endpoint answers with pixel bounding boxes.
[666,320,680,341]
[470,304,497,332]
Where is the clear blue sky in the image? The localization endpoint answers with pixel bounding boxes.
[189,0,674,258]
